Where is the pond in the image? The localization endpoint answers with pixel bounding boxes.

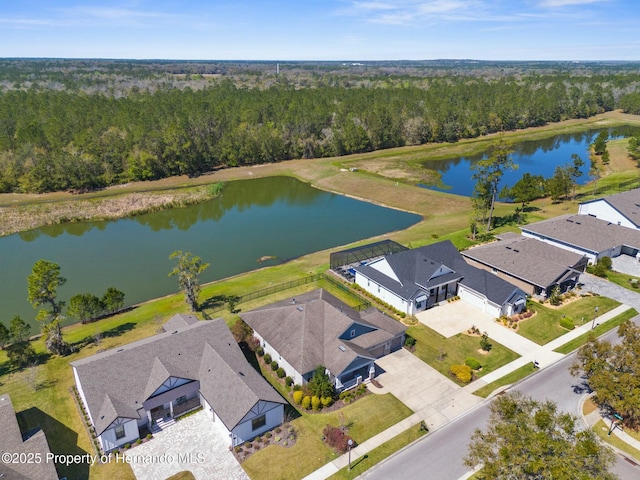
[0,176,420,329]
[420,126,640,197]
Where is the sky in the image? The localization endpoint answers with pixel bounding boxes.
[0,0,638,61]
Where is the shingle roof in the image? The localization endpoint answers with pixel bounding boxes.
[71,316,284,435]
[0,394,59,480]
[240,289,405,378]
[356,240,522,305]
[356,241,465,301]
[581,188,640,227]
[462,235,587,289]
[522,214,640,253]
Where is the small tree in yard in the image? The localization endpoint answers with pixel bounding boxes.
[68,293,103,324]
[480,332,492,352]
[308,366,335,399]
[169,251,209,311]
[465,392,616,480]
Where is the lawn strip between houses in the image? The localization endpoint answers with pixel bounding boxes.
[241,393,413,480]
[554,309,638,355]
[326,422,428,480]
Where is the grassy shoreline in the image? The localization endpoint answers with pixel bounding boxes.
[1,111,639,238]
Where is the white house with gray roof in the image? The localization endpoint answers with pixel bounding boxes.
[522,214,640,264]
[578,188,640,230]
[354,240,527,318]
[240,289,406,392]
[71,314,285,452]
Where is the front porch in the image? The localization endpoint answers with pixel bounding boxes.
[148,397,202,432]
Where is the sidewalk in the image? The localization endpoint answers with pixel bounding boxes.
[467,304,631,394]
[582,396,640,457]
[302,304,634,480]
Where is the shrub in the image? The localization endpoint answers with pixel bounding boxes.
[146,434,152,440]
[301,396,312,410]
[465,357,482,370]
[271,361,279,371]
[559,317,575,330]
[263,353,272,364]
[231,319,253,343]
[311,396,321,410]
[124,443,131,450]
[285,376,294,386]
[600,256,612,270]
[277,367,286,378]
[404,335,416,348]
[255,346,264,356]
[450,364,473,383]
[135,439,142,445]
[480,332,492,352]
[265,432,272,438]
[292,384,302,391]
[339,391,354,403]
[355,384,367,396]
[322,425,354,454]
[321,396,333,407]
[234,446,242,453]
[293,390,304,405]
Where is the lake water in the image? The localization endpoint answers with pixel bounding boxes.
[421,126,640,197]
[0,176,420,329]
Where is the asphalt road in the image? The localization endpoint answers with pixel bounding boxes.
[361,317,640,480]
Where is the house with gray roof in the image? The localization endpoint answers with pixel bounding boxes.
[521,214,640,264]
[240,289,406,392]
[354,240,527,318]
[578,188,640,230]
[462,233,588,298]
[71,315,285,452]
[0,394,59,480]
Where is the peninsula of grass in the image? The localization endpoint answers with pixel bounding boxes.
[554,308,638,354]
[592,419,640,462]
[241,393,413,480]
[601,269,640,293]
[406,324,519,384]
[517,296,620,345]
[327,423,428,480]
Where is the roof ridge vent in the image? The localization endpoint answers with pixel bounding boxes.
[338,345,346,352]
[297,306,304,312]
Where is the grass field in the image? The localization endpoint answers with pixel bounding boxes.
[517,296,620,345]
[472,363,538,398]
[406,324,519,384]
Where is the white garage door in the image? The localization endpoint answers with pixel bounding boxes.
[459,286,486,311]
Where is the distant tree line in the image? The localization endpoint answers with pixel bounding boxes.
[1,67,639,193]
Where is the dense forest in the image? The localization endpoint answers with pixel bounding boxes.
[1,59,640,193]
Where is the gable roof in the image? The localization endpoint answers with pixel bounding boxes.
[356,240,523,305]
[356,241,464,301]
[462,235,587,289]
[522,214,640,253]
[581,188,640,227]
[240,289,405,378]
[0,394,59,480]
[71,316,284,435]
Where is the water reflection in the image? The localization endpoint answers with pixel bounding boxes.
[421,126,640,197]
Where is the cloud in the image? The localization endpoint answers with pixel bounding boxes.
[537,0,607,7]
[342,0,489,25]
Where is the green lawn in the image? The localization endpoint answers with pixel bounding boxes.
[592,419,640,462]
[241,393,413,480]
[327,423,427,480]
[602,269,640,293]
[518,296,620,345]
[554,309,638,354]
[472,363,537,398]
[406,324,519,384]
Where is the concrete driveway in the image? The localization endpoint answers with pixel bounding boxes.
[372,348,482,431]
[125,410,248,480]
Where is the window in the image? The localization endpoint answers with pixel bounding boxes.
[252,414,266,431]
[176,395,187,405]
[115,424,125,440]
